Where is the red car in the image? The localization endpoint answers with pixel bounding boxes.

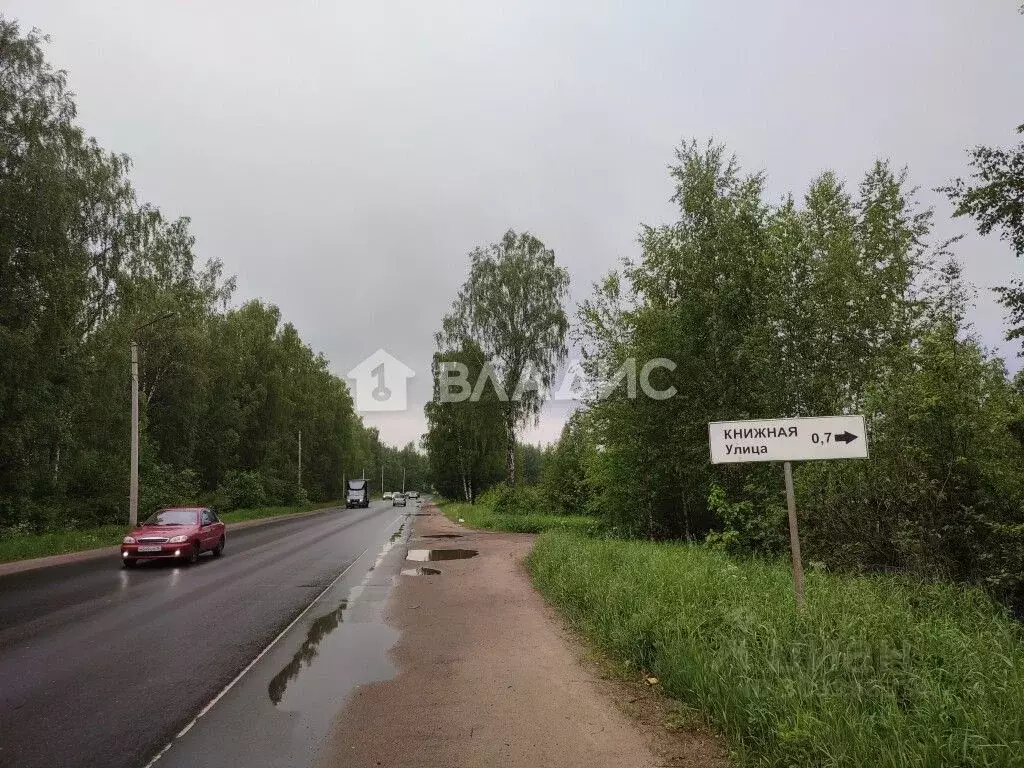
[121,507,226,568]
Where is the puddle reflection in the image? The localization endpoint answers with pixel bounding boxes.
[267,599,348,704]
[406,548,478,562]
[268,518,408,708]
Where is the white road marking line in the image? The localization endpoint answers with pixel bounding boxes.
[141,515,404,768]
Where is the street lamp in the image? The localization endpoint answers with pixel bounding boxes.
[129,311,176,526]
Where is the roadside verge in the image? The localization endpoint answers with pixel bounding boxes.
[318,503,726,768]
[0,504,345,577]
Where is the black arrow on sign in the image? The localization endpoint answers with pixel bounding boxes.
[834,431,858,444]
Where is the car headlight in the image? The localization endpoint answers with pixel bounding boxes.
[123,536,136,544]
[168,535,189,543]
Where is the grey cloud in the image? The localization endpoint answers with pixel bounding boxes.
[10,0,1022,446]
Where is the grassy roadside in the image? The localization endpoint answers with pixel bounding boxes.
[528,530,1024,767]
[219,500,343,524]
[439,499,600,535]
[0,500,343,564]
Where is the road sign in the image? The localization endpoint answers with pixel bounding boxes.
[708,415,868,464]
[707,414,868,610]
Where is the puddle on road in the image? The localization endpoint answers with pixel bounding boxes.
[406,548,478,562]
[268,520,408,711]
[400,566,441,576]
[422,533,463,539]
[268,599,348,704]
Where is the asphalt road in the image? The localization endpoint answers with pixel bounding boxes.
[0,501,402,768]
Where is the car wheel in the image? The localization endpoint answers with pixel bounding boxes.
[122,558,136,569]
[187,543,200,565]
[213,536,225,557]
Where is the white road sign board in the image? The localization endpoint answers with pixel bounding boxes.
[709,415,868,464]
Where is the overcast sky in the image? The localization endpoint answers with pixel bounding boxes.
[9,1,1023,447]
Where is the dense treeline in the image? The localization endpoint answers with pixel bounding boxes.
[572,141,1024,608]
[427,134,1024,609]
[0,19,401,530]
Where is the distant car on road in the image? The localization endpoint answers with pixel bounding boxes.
[392,493,407,507]
[383,491,394,500]
[121,507,225,568]
[346,479,370,508]
[407,490,419,499]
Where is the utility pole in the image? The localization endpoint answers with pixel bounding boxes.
[129,311,175,527]
[129,341,140,527]
[381,465,385,494]
[298,430,302,489]
[402,466,406,493]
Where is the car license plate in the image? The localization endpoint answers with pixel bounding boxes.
[138,545,162,553]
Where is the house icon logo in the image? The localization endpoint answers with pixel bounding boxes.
[346,348,415,412]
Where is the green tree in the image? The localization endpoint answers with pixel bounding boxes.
[540,412,595,515]
[0,17,388,526]
[516,443,545,486]
[797,261,1024,607]
[578,141,940,546]
[941,124,1024,340]
[440,230,569,485]
[0,18,134,526]
[424,342,506,501]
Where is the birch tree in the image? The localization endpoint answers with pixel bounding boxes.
[440,230,569,485]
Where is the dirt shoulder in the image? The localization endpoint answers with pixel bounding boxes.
[319,504,727,768]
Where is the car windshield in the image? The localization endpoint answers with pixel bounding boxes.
[142,509,198,526]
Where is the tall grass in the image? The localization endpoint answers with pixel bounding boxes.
[528,531,1024,767]
[442,501,601,535]
[0,525,126,563]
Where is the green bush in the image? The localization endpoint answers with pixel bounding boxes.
[3,498,63,535]
[477,482,550,515]
[705,483,787,557]
[140,465,200,517]
[261,472,309,506]
[529,531,1024,767]
[215,470,267,511]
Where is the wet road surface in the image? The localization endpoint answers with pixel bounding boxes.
[151,514,412,768]
[0,501,407,768]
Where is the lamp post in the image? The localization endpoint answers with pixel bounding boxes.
[129,311,176,527]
